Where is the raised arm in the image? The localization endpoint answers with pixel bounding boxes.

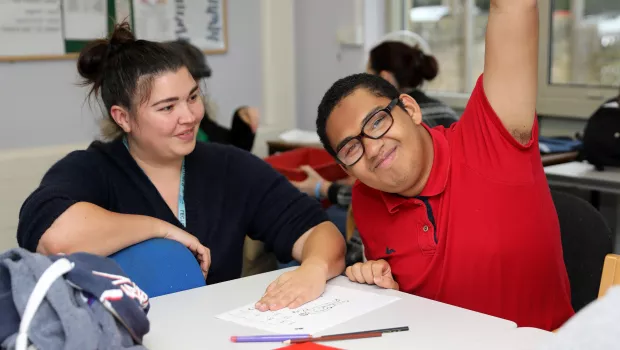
[483,0,539,144]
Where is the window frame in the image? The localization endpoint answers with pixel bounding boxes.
[386,0,619,118]
[537,0,618,118]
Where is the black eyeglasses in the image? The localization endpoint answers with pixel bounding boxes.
[335,98,398,166]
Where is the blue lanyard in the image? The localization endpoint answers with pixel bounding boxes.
[123,137,186,227]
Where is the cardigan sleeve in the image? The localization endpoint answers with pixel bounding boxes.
[17,150,109,252]
[228,149,328,263]
[228,108,256,152]
[198,108,255,152]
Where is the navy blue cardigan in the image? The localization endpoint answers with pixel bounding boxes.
[17,138,327,284]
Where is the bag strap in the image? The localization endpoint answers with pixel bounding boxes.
[15,258,74,350]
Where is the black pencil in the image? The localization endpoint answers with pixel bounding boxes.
[282,326,409,344]
[336,326,409,336]
[284,332,383,344]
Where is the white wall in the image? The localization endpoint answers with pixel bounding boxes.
[202,0,263,131]
[0,144,84,251]
[294,0,369,130]
[0,0,262,151]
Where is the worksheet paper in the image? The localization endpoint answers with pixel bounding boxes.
[216,285,400,335]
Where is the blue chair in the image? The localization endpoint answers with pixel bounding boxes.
[110,238,205,298]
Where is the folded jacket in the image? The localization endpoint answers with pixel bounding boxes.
[0,248,150,350]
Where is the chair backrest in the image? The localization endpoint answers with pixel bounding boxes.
[346,205,356,242]
[110,238,206,298]
[552,190,613,312]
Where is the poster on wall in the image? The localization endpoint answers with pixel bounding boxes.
[61,0,107,40]
[0,0,65,57]
[132,0,176,42]
[115,0,132,25]
[132,0,227,52]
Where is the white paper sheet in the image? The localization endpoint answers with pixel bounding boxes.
[130,0,225,49]
[178,0,225,50]
[216,285,400,335]
[114,0,132,25]
[132,0,176,42]
[0,0,64,57]
[61,0,107,40]
[279,129,321,144]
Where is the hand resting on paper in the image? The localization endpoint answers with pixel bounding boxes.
[345,260,399,290]
[255,221,345,312]
[255,261,328,312]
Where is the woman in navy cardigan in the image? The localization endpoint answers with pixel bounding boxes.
[17,23,346,308]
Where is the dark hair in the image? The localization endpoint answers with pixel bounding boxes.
[316,73,401,158]
[164,40,212,79]
[78,22,187,140]
[369,41,439,90]
[163,40,217,127]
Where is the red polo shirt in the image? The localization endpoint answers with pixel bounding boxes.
[352,75,574,331]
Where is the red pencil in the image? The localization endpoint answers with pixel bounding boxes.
[283,331,382,344]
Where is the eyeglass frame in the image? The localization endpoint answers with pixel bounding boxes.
[334,97,400,167]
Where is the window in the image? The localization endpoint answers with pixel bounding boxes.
[389,0,620,117]
[548,0,620,88]
[407,0,488,93]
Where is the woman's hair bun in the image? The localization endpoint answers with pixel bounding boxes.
[77,22,136,84]
[108,22,136,49]
[418,52,439,81]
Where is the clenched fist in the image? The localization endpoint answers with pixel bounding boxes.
[345,259,398,290]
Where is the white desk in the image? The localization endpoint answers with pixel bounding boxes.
[545,161,620,252]
[143,268,552,350]
[545,161,620,195]
[460,327,556,350]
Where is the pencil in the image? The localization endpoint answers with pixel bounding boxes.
[336,326,409,336]
[283,331,382,344]
[230,334,311,343]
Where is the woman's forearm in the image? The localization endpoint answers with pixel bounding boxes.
[295,221,346,279]
[37,202,166,256]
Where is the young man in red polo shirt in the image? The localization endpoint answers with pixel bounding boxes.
[315,0,574,331]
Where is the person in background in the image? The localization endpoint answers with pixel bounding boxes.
[315,0,573,331]
[17,23,346,310]
[367,40,459,128]
[292,167,354,232]
[165,40,259,152]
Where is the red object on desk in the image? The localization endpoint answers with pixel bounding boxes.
[264,148,347,182]
[275,343,343,350]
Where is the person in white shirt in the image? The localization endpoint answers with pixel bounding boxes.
[540,286,620,350]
